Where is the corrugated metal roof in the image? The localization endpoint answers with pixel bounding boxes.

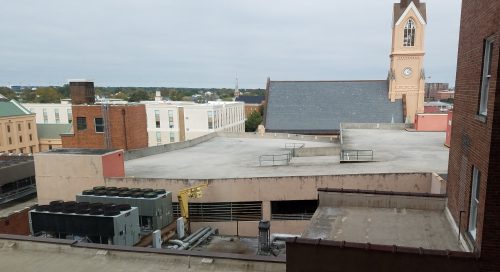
[0,98,32,117]
[235,96,265,104]
[37,124,73,139]
[265,80,404,133]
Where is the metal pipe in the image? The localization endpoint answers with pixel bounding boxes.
[271,233,301,243]
[183,227,209,243]
[186,227,212,245]
[188,228,217,250]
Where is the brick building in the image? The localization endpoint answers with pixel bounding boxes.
[61,81,148,150]
[447,0,500,271]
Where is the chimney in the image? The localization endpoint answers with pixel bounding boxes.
[69,80,95,105]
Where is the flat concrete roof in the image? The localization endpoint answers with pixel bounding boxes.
[304,207,462,251]
[0,196,37,218]
[303,191,464,252]
[0,237,285,272]
[125,129,448,179]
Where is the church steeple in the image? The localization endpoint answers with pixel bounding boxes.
[388,0,427,123]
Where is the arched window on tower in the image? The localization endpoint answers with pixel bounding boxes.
[403,18,416,47]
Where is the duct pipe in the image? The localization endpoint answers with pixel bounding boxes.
[188,228,217,250]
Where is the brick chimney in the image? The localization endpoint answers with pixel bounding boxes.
[70,80,95,105]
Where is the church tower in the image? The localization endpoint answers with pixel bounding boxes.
[388,0,426,123]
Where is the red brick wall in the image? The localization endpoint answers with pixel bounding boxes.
[0,208,30,235]
[445,111,453,147]
[62,105,148,150]
[447,1,499,271]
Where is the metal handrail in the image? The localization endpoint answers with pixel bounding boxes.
[259,151,292,166]
[341,150,374,161]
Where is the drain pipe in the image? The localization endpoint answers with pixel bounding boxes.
[183,227,209,243]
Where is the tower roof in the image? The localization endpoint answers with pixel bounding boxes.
[394,0,427,25]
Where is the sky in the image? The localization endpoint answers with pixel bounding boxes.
[0,0,462,88]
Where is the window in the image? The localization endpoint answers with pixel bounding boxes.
[55,109,60,124]
[169,132,175,143]
[19,136,22,143]
[469,167,481,240]
[208,111,213,129]
[29,134,33,141]
[42,108,48,124]
[168,110,174,128]
[28,122,31,130]
[48,145,53,150]
[479,37,494,116]
[18,123,22,131]
[155,110,161,128]
[8,137,12,145]
[67,109,73,123]
[95,118,104,133]
[403,18,416,47]
[7,125,10,133]
[29,146,33,153]
[76,117,87,130]
[156,132,162,145]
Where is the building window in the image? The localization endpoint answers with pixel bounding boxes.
[155,110,161,128]
[8,137,12,145]
[48,145,53,150]
[7,125,10,133]
[208,111,213,129]
[67,109,73,123]
[42,108,48,124]
[169,132,175,143]
[95,118,104,133]
[28,122,31,130]
[479,37,494,116]
[55,109,60,124]
[168,110,174,128]
[19,136,23,143]
[30,146,33,153]
[469,167,481,240]
[18,123,22,131]
[76,117,87,131]
[403,18,416,47]
[156,132,162,145]
[29,134,33,141]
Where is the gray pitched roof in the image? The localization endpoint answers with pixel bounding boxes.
[37,124,73,139]
[235,96,265,104]
[265,80,404,134]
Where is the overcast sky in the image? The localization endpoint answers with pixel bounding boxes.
[0,0,462,88]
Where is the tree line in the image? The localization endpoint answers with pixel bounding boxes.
[0,86,265,103]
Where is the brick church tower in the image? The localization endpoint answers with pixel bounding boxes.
[388,0,427,123]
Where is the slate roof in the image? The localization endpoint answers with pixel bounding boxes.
[0,96,32,117]
[264,80,404,134]
[235,96,265,104]
[394,1,427,25]
[37,124,73,139]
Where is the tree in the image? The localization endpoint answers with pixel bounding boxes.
[245,110,263,132]
[36,87,61,103]
[128,90,151,102]
[0,87,16,100]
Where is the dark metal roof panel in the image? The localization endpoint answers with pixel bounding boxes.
[265,81,404,133]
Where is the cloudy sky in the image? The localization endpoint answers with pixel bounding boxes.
[0,0,461,88]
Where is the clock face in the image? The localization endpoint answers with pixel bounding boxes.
[402,67,413,77]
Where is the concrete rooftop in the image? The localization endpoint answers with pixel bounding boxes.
[0,236,285,272]
[303,191,465,252]
[125,129,448,179]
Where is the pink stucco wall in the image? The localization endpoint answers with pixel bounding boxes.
[102,151,125,178]
[414,114,448,132]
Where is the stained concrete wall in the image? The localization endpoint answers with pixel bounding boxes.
[34,153,106,204]
[124,132,217,161]
[340,123,410,130]
[216,132,338,143]
[294,146,340,157]
[105,172,436,236]
[318,191,447,211]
